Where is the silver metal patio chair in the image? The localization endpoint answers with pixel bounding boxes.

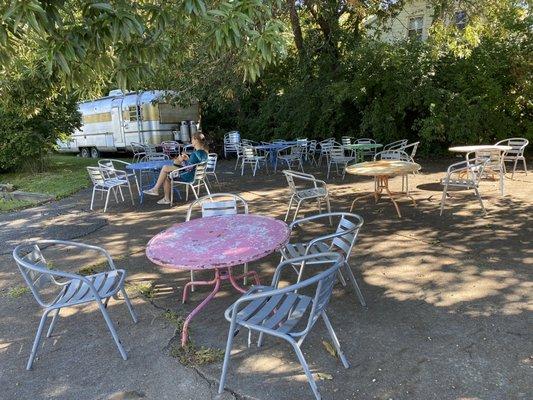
[317,138,335,166]
[139,153,170,162]
[355,138,377,159]
[327,145,355,179]
[130,142,146,163]
[383,139,408,151]
[276,145,304,172]
[98,159,141,196]
[399,141,419,161]
[161,141,181,157]
[307,140,318,165]
[205,153,219,187]
[280,212,366,307]
[169,162,210,205]
[224,131,241,159]
[495,138,529,178]
[341,136,352,146]
[440,156,489,215]
[13,240,138,370]
[283,170,331,222]
[241,146,268,176]
[87,167,132,212]
[218,252,350,400]
[186,193,251,289]
[374,150,413,193]
[234,144,244,170]
[296,138,309,161]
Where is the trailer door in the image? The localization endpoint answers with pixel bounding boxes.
[111,100,125,147]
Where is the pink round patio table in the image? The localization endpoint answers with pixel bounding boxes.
[146,214,290,346]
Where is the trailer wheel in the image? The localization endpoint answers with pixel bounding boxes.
[90,147,100,158]
[80,148,90,158]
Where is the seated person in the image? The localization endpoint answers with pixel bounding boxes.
[143,132,209,204]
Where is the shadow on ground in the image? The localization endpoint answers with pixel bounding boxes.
[0,157,531,400]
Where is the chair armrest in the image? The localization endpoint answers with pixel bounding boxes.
[226,252,342,323]
[169,163,198,179]
[39,240,118,271]
[110,160,131,168]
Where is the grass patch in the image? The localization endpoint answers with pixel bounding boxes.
[78,264,107,276]
[0,198,35,212]
[0,154,130,212]
[126,281,156,299]
[170,344,224,366]
[164,310,224,366]
[162,310,185,330]
[5,286,30,298]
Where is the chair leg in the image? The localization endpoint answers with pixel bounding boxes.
[322,312,350,368]
[27,310,51,370]
[90,187,96,211]
[127,182,134,205]
[243,263,248,286]
[290,339,322,400]
[218,321,237,395]
[285,196,295,221]
[96,300,128,360]
[190,270,195,292]
[133,174,141,195]
[292,199,304,222]
[121,290,138,323]
[439,184,448,216]
[511,159,518,179]
[474,187,486,215]
[343,261,366,307]
[336,270,347,287]
[103,189,111,212]
[46,308,61,338]
[326,197,332,225]
[523,158,528,175]
[117,186,125,202]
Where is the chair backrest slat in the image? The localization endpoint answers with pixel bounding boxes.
[186,193,248,221]
[206,153,218,172]
[331,214,361,254]
[193,162,207,181]
[86,167,106,185]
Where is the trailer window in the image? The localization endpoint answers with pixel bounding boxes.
[128,106,140,121]
[159,103,199,124]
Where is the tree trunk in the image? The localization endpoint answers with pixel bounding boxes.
[287,0,304,54]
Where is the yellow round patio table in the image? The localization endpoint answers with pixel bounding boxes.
[346,160,421,218]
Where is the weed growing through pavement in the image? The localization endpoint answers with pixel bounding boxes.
[5,286,30,298]
[163,310,224,366]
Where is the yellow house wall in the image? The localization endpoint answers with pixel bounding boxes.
[371,0,435,42]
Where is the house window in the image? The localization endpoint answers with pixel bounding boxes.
[455,11,468,30]
[408,16,424,39]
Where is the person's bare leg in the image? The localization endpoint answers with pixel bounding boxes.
[144,166,174,195]
[163,179,171,201]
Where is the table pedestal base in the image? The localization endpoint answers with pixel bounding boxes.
[349,175,416,218]
[180,267,260,346]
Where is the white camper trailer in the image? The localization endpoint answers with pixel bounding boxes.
[57,90,199,157]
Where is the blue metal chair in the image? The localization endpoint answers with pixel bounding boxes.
[13,240,138,370]
[218,253,349,400]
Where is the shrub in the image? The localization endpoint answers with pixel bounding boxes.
[0,69,81,172]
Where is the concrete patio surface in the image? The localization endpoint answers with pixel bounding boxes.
[0,157,531,400]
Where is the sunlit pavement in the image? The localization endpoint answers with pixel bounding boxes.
[1,157,531,400]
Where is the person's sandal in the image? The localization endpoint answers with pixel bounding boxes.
[157,198,171,205]
[143,188,159,196]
